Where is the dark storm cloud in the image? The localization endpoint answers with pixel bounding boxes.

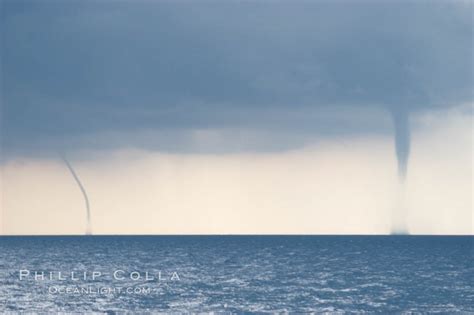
[1,0,472,158]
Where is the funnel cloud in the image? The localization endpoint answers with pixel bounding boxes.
[392,109,410,181]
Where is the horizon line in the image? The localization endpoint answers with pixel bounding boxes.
[0,234,472,237]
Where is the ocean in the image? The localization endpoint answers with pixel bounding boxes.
[0,236,472,313]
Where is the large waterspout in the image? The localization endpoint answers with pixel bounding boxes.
[390,108,410,234]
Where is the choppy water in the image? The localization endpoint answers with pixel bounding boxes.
[0,236,472,313]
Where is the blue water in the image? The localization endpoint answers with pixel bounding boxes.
[0,236,472,313]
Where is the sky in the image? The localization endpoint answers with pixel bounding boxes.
[0,0,472,235]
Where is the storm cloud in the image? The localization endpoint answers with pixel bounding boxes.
[1,1,472,158]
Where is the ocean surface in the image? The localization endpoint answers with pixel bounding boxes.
[0,236,472,313]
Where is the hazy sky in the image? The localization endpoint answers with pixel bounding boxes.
[0,0,472,234]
